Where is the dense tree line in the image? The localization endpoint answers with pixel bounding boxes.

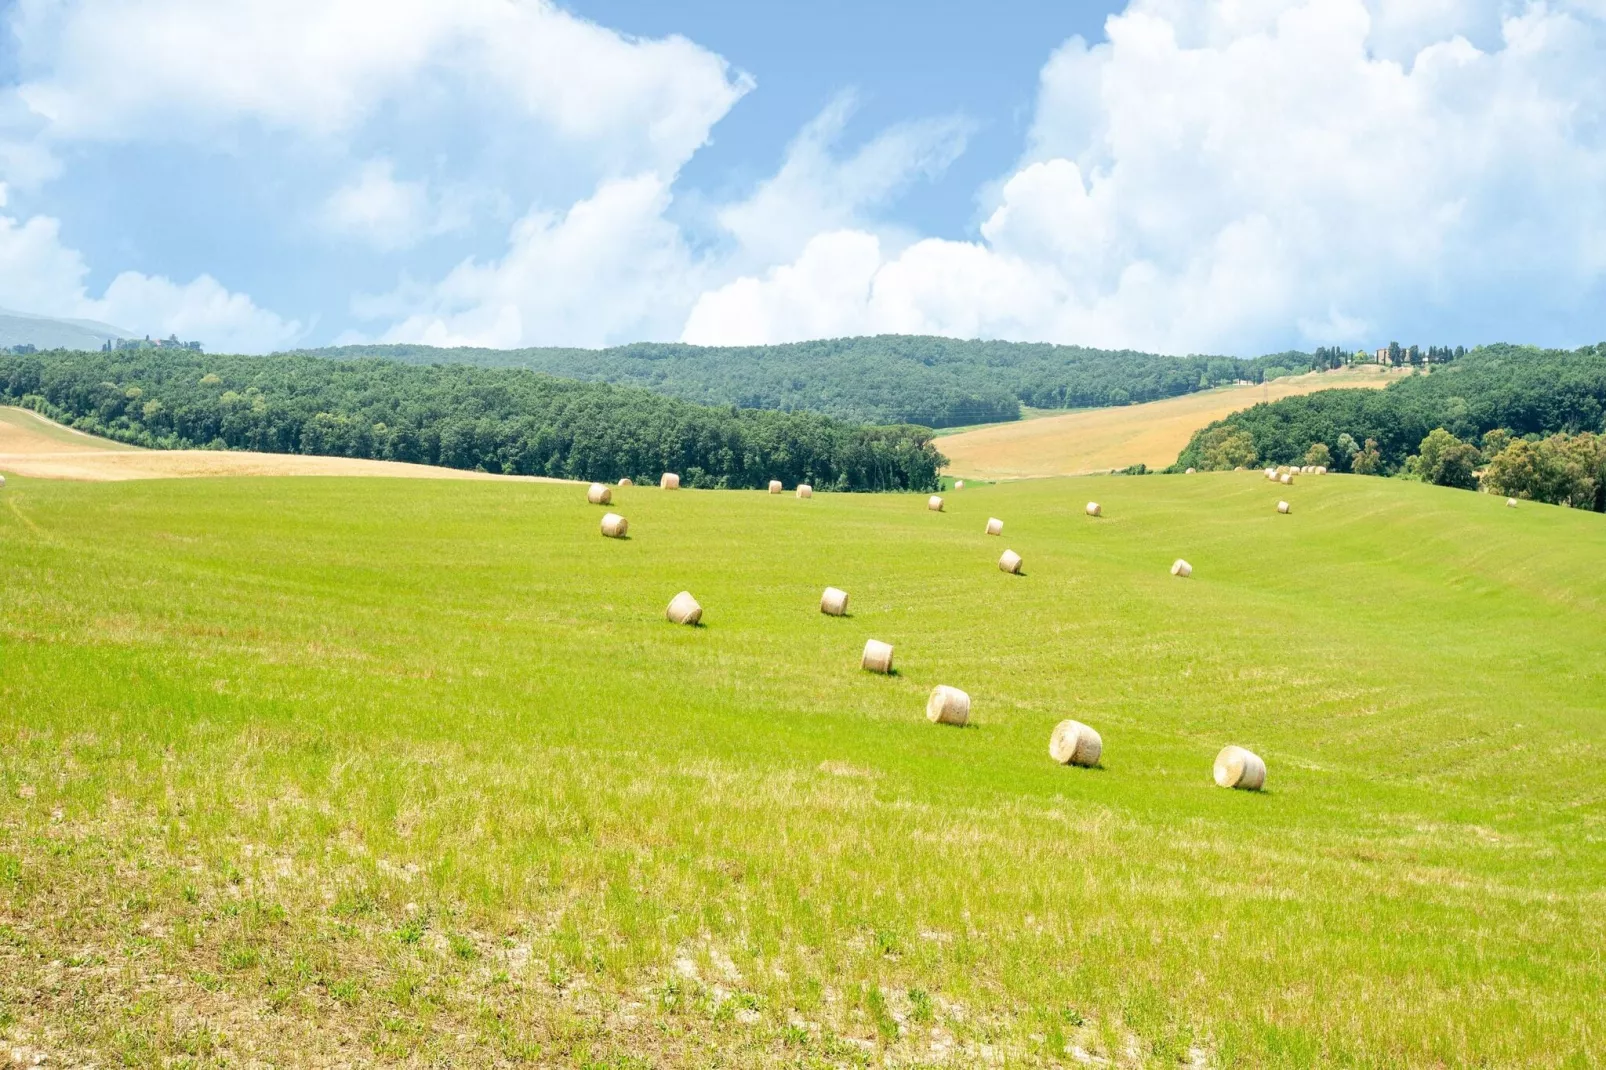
[295,337,1373,429]
[1176,343,1606,479]
[0,350,945,491]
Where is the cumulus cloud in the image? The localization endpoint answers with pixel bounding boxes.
[374,174,700,349]
[320,160,470,251]
[7,0,750,178]
[0,191,301,351]
[683,0,1606,353]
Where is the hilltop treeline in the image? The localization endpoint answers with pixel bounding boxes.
[0,350,945,491]
[295,337,1357,428]
[1177,343,1606,481]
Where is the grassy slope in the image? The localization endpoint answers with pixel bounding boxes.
[938,367,1395,477]
[1,473,1603,1067]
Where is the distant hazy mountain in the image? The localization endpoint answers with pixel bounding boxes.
[0,309,133,351]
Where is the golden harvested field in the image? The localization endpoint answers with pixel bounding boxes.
[939,366,1396,478]
[0,406,564,482]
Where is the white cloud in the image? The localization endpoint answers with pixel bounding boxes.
[681,0,1606,352]
[320,159,468,251]
[8,0,750,178]
[0,197,301,351]
[715,93,971,268]
[375,174,700,348]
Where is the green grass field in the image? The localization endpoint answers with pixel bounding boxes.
[2,472,1603,1067]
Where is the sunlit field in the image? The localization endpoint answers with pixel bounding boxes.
[937,366,1393,478]
[2,471,1603,1067]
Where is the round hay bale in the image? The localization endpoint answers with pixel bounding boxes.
[660,472,681,490]
[955,479,965,489]
[1280,473,1292,485]
[797,484,813,499]
[587,482,612,505]
[820,586,849,616]
[1264,467,1277,479]
[998,549,1023,574]
[0,474,6,487]
[1316,466,1327,475]
[1506,497,1518,508]
[985,517,1003,536]
[1085,501,1102,517]
[769,480,783,494]
[600,512,629,538]
[1048,719,1103,767]
[1185,467,1196,475]
[1277,500,1290,514]
[861,639,894,674]
[1170,558,1193,578]
[1213,745,1266,790]
[618,477,633,487]
[928,495,945,512]
[666,591,702,625]
[926,685,970,726]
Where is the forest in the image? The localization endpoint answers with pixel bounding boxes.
[0,350,945,491]
[1176,343,1606,506]
[295,337,1364,428]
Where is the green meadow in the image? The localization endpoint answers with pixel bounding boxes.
[1,472,1603,1067]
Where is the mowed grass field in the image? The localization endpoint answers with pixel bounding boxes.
[2,471,1604,1067]
[938,366,1394,478]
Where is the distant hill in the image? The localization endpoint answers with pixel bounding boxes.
[0,309,131,352]
[287,337,1344,428]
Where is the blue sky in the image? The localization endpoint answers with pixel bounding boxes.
[0,0,1602,355]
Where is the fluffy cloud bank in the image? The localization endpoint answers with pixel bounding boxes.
[685,0,1606,352]
[0,185,302,351]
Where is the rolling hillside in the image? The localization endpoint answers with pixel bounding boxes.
[0,308,130,351]
[1,468,1601,1067]
[939,365,1395,477]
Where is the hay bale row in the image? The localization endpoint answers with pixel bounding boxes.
[1049,720,1102,767]
[1213,745,1266,790]
[666,590,702,625]
[926,685,970,726]
[861,638,894,674]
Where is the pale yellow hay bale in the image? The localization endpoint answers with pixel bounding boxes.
[861,639,894,674]
[1280,473,1292,485]
[985,517,1003,536]
[600,512,629,538]
[618,477,633,487]
[1213,745,1266,790]
[1048,719,1103,767]
[1506,497,1518,508]
[666,591,702,625]
[928,495,945,512]
[998,549,1023,574]
[926,685,970,726]
[769,480,783,494]
[1233,466,1244,471]
[1085,501,1102,517]
[797,484,813,499]
[1316,466,1327,475]
[1277,500,1290,514]
[1185,467,1196,474]
[1264,467,1277,479]
[955,479,965,489]
[820,586,849,616]
[660,472,680,490]
[1170,558,1192,578]
[0,474,6,487]
[587,482,612,505]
